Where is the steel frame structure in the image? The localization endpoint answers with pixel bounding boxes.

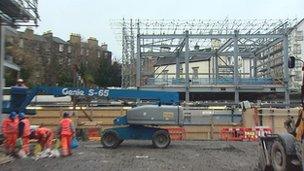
[0,0,39,26]
[0,0,39,114]
[112,18,298,106]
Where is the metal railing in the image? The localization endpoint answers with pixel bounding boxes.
[146,77,274,86]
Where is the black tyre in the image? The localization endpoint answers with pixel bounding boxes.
[271,140,292,171]
[118,139,124,146]
[101,131,121,149]
[152,130,171,148]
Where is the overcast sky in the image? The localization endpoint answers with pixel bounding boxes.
[33,0,304,61]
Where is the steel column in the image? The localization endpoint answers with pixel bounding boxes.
[249,58,252,78]
[233,30,239,104]
[176,54,180,80]
[0,24,5,115]
[185,31,190,103]
[267,50,271,77]
[215,53,219,83]
[130,19,135,87]
[253,57,257,78]
[208,59,211,84]
[283,33,290,107]
[136,27,141,88]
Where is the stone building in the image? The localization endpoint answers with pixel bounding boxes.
[7,28,112,86]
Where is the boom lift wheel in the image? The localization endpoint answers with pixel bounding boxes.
[101,131,121,149]
[152,130,171,148]
[271,140,292,171]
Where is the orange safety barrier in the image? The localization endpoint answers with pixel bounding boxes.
[166,127,185,141]
[220,127,272,142]
[87,128,101,141]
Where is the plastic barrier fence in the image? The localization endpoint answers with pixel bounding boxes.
[220,127,272,141]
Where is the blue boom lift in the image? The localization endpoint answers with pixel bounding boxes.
[6,86,179,113]
[4,86,180,148]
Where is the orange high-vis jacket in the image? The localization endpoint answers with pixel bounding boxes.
[36,127,52,136]
[1,118,18,136]
[59,118,74,136]
[21,118,31,137]
[296,109,304,141]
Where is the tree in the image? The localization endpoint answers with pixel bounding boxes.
[95,59,121,87]
[95,58,110,87]
[108,61,121,87]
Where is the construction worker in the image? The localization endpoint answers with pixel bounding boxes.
[294,108,304,170]
[1,112,18,155]
[58,112,75,157]
[18,112,31,155]
[34,125,54,150]
[15,78,27,88]
[294,109,304,140]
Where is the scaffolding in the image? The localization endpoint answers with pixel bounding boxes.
[0,0,39,114]
[112,18,299,106]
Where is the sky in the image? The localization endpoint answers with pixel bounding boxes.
[33,0,304,61]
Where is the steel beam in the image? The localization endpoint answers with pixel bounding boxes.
[217,38,233,53]
[4,60,20,71]
[140,33,283,40]
[140,34,185,39]
[141,44,181,48]
[141,51,254,58]
[254,38,283,55]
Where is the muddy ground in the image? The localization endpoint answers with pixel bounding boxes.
[0,140,261,171]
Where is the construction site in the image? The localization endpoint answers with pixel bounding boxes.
[1,1,304,171]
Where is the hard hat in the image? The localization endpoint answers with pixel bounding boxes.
[19,112,25,119]
[63,112,70,118]
[17,79,24,83]
[9,111,17,119]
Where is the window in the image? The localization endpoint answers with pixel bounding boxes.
[162,70,168,82]
[59,44,64,52]
[295,31,303,41]
[86,49,89,56]
[179,67,183,75]
[58,57,63,64]
[293,44,301,54]
[192,67,199,79]
[19,39,24,48]
[81,48,84,55]
[98,51,101,58]
[68,46,72,53]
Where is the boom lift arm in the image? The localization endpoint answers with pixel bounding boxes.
[9,86,179,114]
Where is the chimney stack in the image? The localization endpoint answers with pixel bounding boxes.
[69,33,81,44]
[88,37,98,48]
[43,30,53,38]
[24,28,34,38]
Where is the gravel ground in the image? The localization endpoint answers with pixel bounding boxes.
[0,140,261,171]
